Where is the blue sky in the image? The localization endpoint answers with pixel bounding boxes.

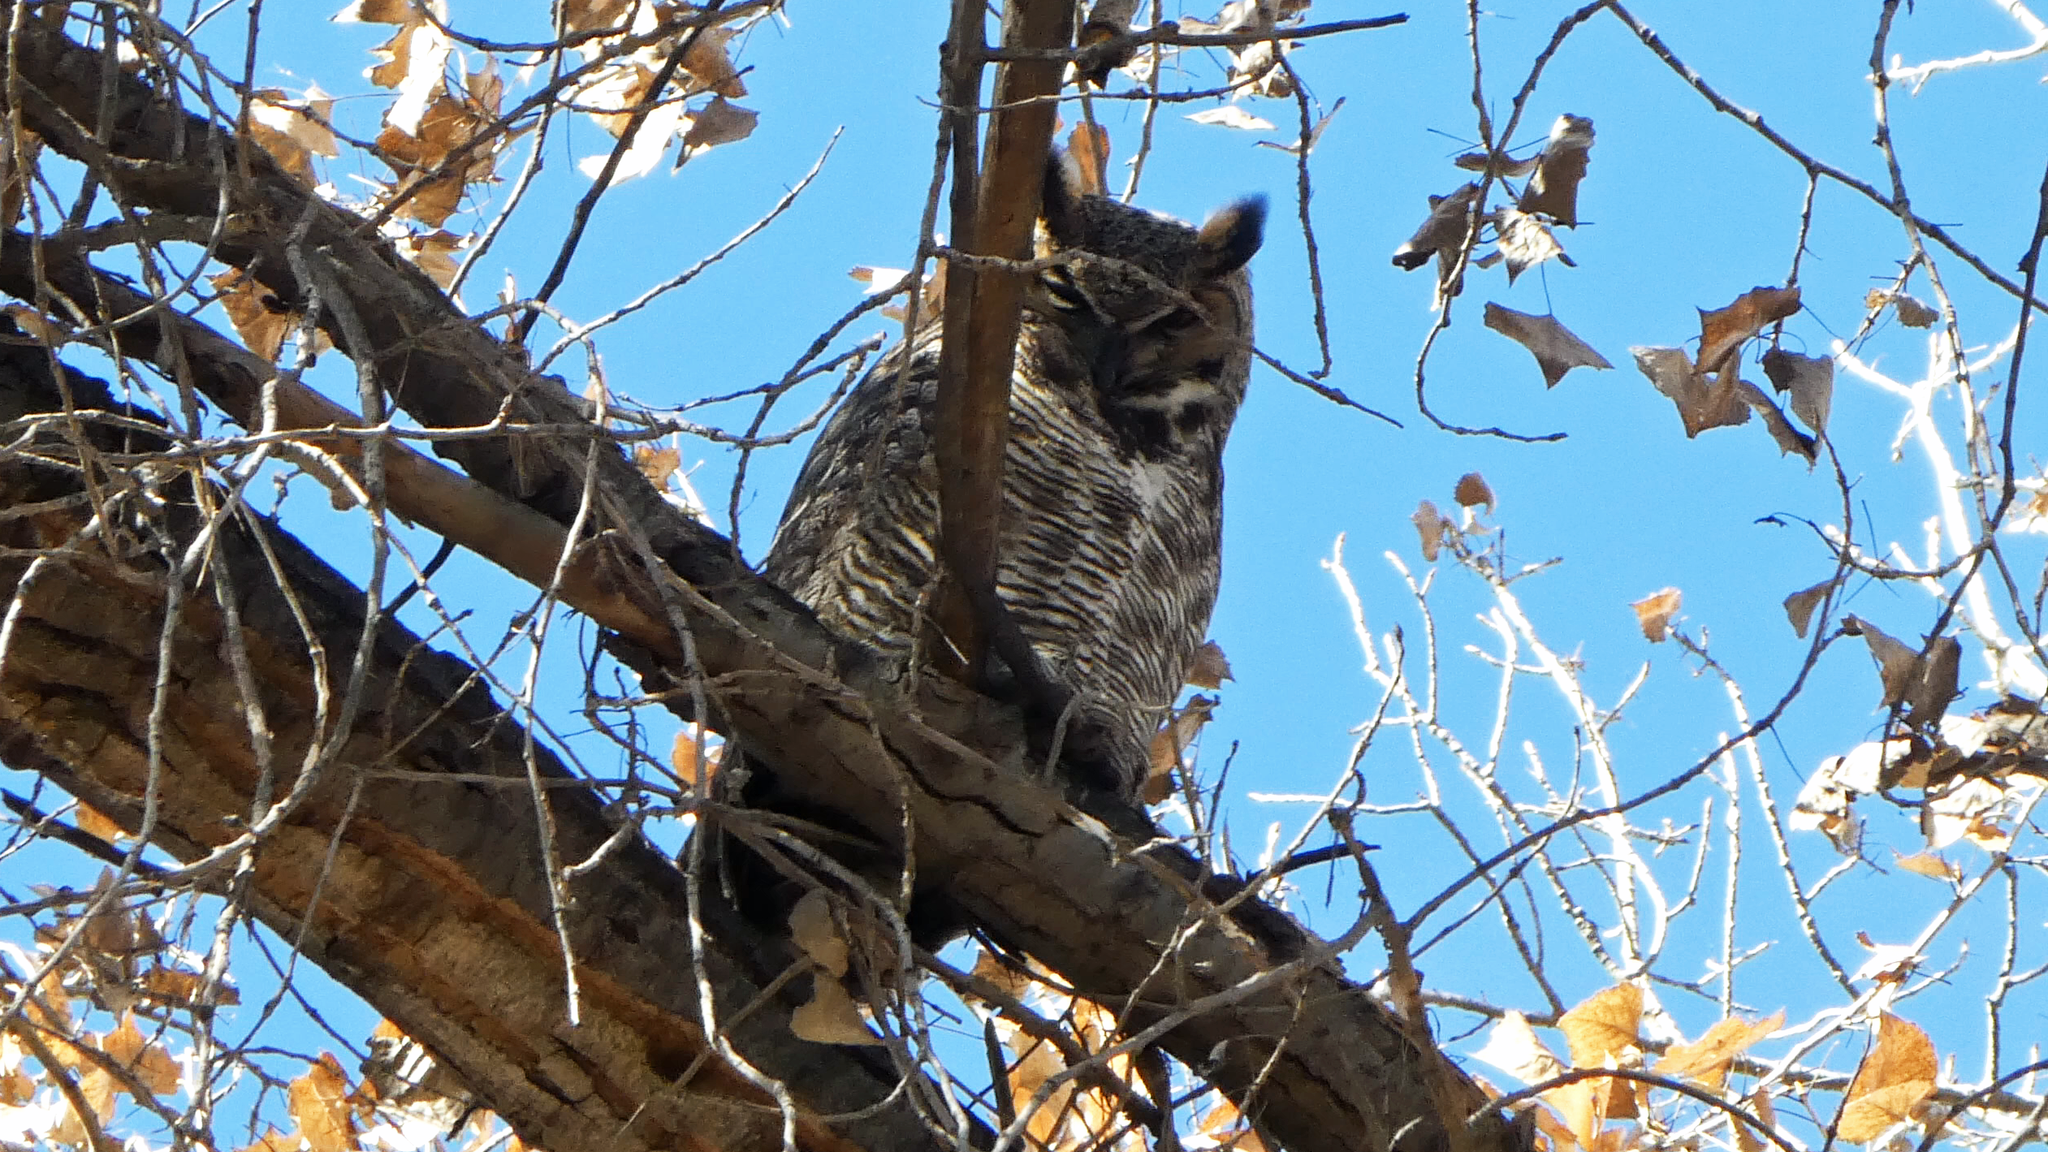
[8,0,2048,1141]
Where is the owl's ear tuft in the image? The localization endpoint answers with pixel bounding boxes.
[1194,196,1267,277]
[1041,150,1090,247]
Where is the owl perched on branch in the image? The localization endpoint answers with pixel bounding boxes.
[765,159,1264,802]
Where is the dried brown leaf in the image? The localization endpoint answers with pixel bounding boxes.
[1735,380,1817,464]
[1837,1014,1936,1143]
[1454,472,1495,512]
[1455,149,1539,180]
[789,890,847,977]
[1893,293,1939,328]
[1392,183,1480,272]
[682,26,747,98]
[1651,1011,1783,1091]
[1484,304,1612,387]
[1782,579,1833,638]
[1630,588,1681,642]
[669,726,720,786]
[1494,208,1573,283]
[101,1012,181,1095]
[1892,851,1960,881]
[681,96,758,155]
[1760,347,1834,436]
[1146,695,1215,803]
[1187,640,1233,688]
[1471,1011,1567,1085]
[1558,983,1642,1068]
[1068,123,1111,194]
[1413,499,1447,561]
[211,269,296,363]
[1632,346,1750,437]
[791,976,881,1046]
[1518,114,1595,226]
[288,1055,357,1152]
[1697,286,1801,377]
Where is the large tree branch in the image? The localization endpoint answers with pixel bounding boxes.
[0,12,1529,1152]
[0,337,964,1152]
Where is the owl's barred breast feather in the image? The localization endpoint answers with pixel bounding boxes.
[763,168,1263,800]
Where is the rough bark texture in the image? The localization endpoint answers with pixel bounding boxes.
[0,9,1529,1152]
[0,339,961,1152]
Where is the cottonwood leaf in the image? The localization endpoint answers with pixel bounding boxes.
[1187,640,1233,688]
[1894,293,1939,328]
[1782,579,1833,638]
[1892,851,1960,881]
[1146,695,1216,802]
[100,1012,181,1095]
[1923,776,2010,851]
[1652,1011,1783,1091]
[248,87,338,182]
[791,977,881,1046]
[1517,114,1595,226]
[669,726,720,786]
[1455,149,1538,180]
[1471,1011,1566,1084]
[1454,472,1494,512]
[1559,983,1642,1068]
[789,890,847,977]
[1761,347,1834,435]
[1631,588,1681,642]
[1837,1014,1935,1143]
[1632,346,1750,437]
[1484,304,1611,387]
[1187,105,1275,132]
[681,26,748,98]
[1698,285,1801,376]
[681,96,758,156]
[1414,499,1449,561]
[1068,122,1111,194]
[1846,616,1960,727]
[1494,208,1574,283]
[1733,1090,1778,1152]
[210,269,297,364]
[1392,183,1480,271]
[1735,380,1817,464]
[287,1055,357,1152]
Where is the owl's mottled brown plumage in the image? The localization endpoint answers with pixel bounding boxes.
[764,164,1263,800]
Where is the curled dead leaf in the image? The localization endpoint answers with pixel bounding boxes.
[1782,578,1833,638]
[791,975,881,1046]
[1146,695,1216,803]
[1494,208,1574,283]
[789,890,847,978]
[1413,499,1449,561]
[1652,1010,1783,1091]
[1484,304,1612,388]
[1453,472,1495,512]
[1632,345,1750,437]
[1837,1014,1936,1143]
[1392,183,1480,272]
[1559,983,1643,1068]
[1760,347,1834,436]
[1187,640,1233,688]
[1471,1010,1567,1085]
[1697,286,1801,377]
[1518,114,1595,226]
[1630,588,1681,642]
[1735,380,1817,465]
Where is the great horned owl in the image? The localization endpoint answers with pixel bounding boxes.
[764,160,1264,801]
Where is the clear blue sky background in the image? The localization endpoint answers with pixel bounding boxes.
[7,0,2046,1139]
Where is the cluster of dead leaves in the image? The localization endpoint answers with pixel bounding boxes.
[1475,982,1941,1149]
[1474,984,1783,1152]
[1410,471,1497,562]
[554,0,758,182]
[1794,693,2045,858]
[1392,114,1594,296]
[241,1029,512,1152]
